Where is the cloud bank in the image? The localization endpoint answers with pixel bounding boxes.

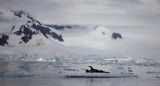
[0,0,160,26]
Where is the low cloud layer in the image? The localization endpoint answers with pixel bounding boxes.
[61,27,160,60]
[0,0,160,26]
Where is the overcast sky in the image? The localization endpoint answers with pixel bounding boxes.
[0,0,160,26]
[0,0,160,60]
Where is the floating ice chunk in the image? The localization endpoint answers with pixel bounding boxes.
[65,72,137,78]
[35,58,46,61]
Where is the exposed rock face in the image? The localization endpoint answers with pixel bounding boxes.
[0,11,64,46]
[0,34,9,46]
[31,24,64,41]
[112,32,122,40]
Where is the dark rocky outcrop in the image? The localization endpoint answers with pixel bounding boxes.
[13,11,26,18]
[112,32,122,40]
[0,10,64,46]
[14,25,36,43]
[32,24,64,41]
[0,34,9,46]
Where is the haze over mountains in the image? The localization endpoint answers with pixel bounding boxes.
[0,10,122,46]
[0,10,159,62]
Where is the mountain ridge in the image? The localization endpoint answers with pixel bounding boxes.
[0,10,64,46]
[0,10,127,62]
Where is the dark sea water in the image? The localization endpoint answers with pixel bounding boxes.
[0,61,160,86]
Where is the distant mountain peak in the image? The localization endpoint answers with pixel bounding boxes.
[0,10,64,47]
[94,26,122,40]
[13,10,27,18]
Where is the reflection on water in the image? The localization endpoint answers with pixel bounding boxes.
[0,75,159,86]
[0,61,160,86]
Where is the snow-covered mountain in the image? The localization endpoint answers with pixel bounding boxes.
[0,10,128,62]
[48,25,123,50]
[48,25,122,40]
[0,10,63,47]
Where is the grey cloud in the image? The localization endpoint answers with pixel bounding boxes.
[157,0,160,3]
[108,0,142,8]
[125,9,160,25]
[0,12,3,15]
[0,16,10,23]
[0,13,14,23]
[0,0,160,26]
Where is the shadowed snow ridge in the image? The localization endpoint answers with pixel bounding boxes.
[0,10,64,46]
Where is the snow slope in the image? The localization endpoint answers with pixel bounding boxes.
[0,10,148,63]
[0,10,63,47]
[59,26,123,50]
